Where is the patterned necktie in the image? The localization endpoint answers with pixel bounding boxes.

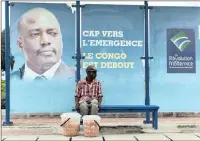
[34,76,47,81]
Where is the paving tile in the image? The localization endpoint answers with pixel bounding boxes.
[135,134,170,141]
[104,134,136,140]
[143,125,182,133]
[72,135,103,141]
[195,133,200,137]
[5,135,38,140]
[38,135,69,140]
[164,133,200,141]
[2,128,54,136]
[2,136,6,141]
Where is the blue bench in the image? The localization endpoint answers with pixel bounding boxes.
[72,105,159,130]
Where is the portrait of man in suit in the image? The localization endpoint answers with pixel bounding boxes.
[11,7,75,81]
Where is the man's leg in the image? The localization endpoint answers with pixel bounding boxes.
[90,99,98,115]
[79,100,88,116]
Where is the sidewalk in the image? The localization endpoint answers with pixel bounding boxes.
[2,133,200,141]
[2,117,200,140]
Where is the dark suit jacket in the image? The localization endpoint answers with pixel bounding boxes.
[10,62,75,80]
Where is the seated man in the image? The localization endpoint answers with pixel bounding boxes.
[75,65,103,116]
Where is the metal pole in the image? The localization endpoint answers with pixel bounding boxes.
[75,1,81,82]
[3,0,13,126]
[143,1,151,124]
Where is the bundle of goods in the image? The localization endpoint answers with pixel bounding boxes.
[60,113,81,137]
[82,115,101,137]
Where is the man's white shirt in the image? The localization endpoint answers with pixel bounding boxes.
[23,59,61,81]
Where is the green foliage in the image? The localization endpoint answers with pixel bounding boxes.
[1,30,5,71]
[1,80,6,109]
[1,80,6,99]
[1,29,15,71]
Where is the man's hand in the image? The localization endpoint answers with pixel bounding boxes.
[98,104,101,109]
[75,103,80,110]
[98,97,102,110]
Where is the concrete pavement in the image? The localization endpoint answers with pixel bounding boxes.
[2,117,200,140]
[2,117,200,135]
[2,133,200,141]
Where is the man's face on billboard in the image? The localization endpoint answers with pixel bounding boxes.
[17,8,63,71]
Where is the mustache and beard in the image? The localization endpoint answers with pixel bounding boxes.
[35,47,59,72]
[36,48,57,56]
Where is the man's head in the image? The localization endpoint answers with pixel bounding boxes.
[86,65,97,81]
[17,7,63,73]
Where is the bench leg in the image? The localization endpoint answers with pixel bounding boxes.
[143,112,153,124]
[153,111,158,130]
[152,112,154,128]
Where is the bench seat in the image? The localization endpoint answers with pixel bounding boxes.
[72,105,159,129]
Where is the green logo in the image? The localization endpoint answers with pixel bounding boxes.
[170,31,191,52]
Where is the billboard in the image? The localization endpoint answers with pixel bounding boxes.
[81,5,145,105]
[8,3,200,113]
[10,3,76,112]
[9,3,145,112]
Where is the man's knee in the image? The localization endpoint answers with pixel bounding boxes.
[79,101,88,115]
[91,99,98,104]
[79,99,99,115]
[91,104,98,115]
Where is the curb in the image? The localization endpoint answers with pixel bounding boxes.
[1,111,200,119]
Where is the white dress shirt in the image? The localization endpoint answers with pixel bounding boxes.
[23,59,62,81]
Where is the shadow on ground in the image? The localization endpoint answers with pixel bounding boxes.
[100,125,144,134]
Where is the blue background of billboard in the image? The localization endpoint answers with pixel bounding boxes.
[81,5,145,106]
[9,3,200,113]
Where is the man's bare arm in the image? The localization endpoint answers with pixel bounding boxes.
[98,96,102,105]
[97,81,103,109]
[75,97,79,105]
[75,82,80,110]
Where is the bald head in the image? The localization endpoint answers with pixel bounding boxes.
[18,8,60,35]
[17,7,63,74]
